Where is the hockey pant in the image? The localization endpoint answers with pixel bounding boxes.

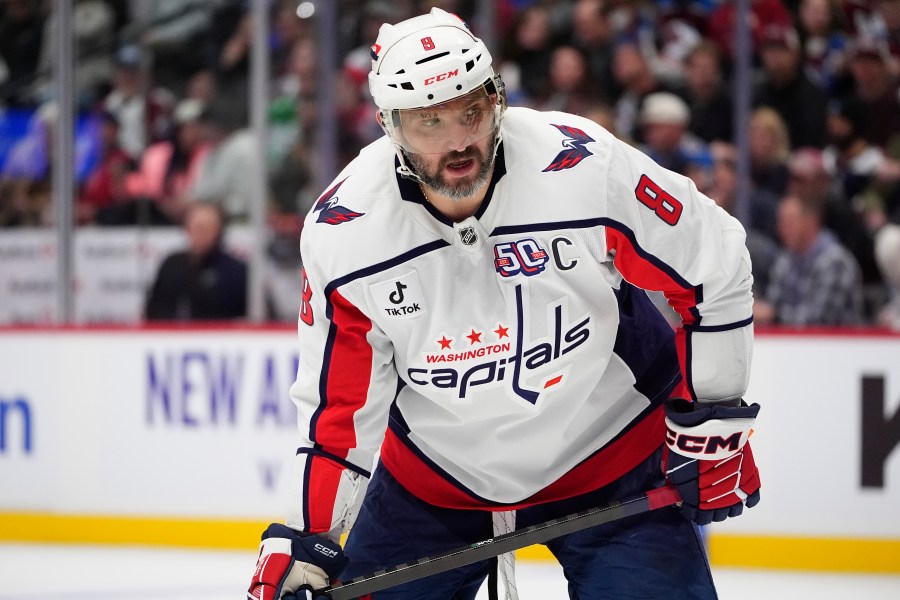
[340,447,717,599]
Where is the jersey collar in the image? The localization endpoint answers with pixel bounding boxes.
[395,142,507,227]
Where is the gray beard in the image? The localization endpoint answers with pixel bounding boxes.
[407,147,495,201]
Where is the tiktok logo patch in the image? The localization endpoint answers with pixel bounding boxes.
[494,239,549,277]
[369,271,426,319]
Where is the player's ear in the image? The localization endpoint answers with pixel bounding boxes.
[375,110,383,127]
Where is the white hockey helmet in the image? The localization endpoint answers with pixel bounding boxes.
[369,8,506,159]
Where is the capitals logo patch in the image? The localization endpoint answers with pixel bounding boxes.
[543,124,595,172]
[314,178,365,225]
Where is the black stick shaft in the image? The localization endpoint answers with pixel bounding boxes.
[314,485,680,600]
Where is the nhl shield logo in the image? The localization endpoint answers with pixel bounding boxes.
[459,226,478,246]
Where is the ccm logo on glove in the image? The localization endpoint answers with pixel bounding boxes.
[664,420,754,460]
[314,542,340,558]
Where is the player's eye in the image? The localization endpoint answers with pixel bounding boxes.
[418,113,440,127]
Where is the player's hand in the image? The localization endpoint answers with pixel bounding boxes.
[247,523,347,600]
[662,398,761,526]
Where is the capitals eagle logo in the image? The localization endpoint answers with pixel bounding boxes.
[542,124,595,172]
[314,178,365,225]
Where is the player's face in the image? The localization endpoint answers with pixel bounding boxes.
[389,87,501,200]
[404,133,495,200]
[396,89,498,155]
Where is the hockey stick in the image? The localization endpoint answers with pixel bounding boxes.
[312,485,681,600]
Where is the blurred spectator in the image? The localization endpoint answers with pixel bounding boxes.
[683,41,733,143]
[652,7,703,87]
[707,0,792,62]
[0,0,44,107]
[582,101,621,139]
[638,91,708,177]
[205,0,250,102]
[190,100,261,223]
[144,201,247,321]
[871,0,900,63]
[611,39,683,143]
[535,45,600,114]
[845,36,900,149]
[122,0,214,94]
[569,0,616,99]
[749,107,792,197]
[120,98,210,225]
[796,0,850,95]
[270,0,312,79]
[499,5,557,105]
[822,95,886,204]
[754,24,828,148]
[754,193,865,326]
[874,222,900,328]
[707,142,780,297]
[101,44,176,159]
[35,0,116,110]
[787,146,881,286]
[184,68,217,108]
[77,111,135,225]
[709,141,780,240]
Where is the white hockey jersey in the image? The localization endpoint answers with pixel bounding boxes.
[287,107,754,536]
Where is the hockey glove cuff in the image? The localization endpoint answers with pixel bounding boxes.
[247,523,347,600]
[663,398,761,526]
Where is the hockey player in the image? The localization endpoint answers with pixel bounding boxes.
[248,8,760,600]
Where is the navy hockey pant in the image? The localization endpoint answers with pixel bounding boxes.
[340,447,717,599]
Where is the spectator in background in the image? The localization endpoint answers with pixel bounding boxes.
[845,37,900,149]
[822,95,887,205]
[122,0,213,94]
[35,0,116,110]
[638,91,708,177]
[611,39,682,143]
[796,0,850,96]
[101,44,175,160]
[77,111,135,225]
[787,146,881,286]
[710,141,780,240]
[707,0,793,62]
[874,222,900,329]
[144,201,247,321]
[0,0,44,108]
[749,107,792,198]
[204,0,250,103]
[873,0,900,63]
[499,5,556,105]
[535,45,599,114]
[190,99,261,223]
[121,98,210,225]
[707,142,780,297]
[754,24,829,149]
[569,0,616,99]
[683,41,733,143]
[754,193,865,326]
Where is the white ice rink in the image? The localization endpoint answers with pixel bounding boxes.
[2,543,900,599]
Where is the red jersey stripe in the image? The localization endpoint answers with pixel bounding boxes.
[381,405,666,510]
[604,227,700,325]
[306,455,346,533]
[315,289,374,456]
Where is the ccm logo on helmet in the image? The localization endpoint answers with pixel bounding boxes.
[665,427,742,455]
[424,69,459,85]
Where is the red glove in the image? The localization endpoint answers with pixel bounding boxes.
[662,398,761,525]
[247,524,347,600]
